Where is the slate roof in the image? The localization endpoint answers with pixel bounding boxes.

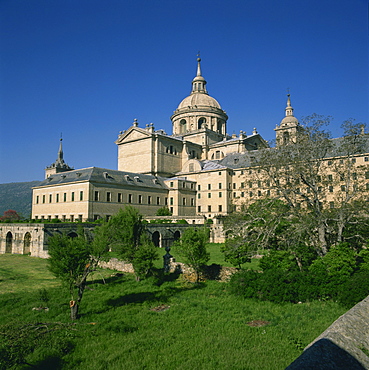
[34,167,168,189]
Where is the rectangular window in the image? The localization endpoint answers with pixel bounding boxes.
[62,215,66,221]
[352,158,356,163]
[365,157,369,162]
[48,215,51,221]
[218,205,222,212]
[219,192,222,197]
[138,195,142,204]
[219,183,222,189]
[248,181,252,188]
[106,192,111,202]
[93,215,100,221]
[198,206,201,212]
[71,192,75,202]
[78,215,83,222]
[219,172,222,175]
[118,193,122,202]
[266,190,270,196]
[128,194,132,203]
[208,193,211,198]
[80,191,83,201]
[240,182,244,188]
[233,192,236,198]
[328,174,333,181]
[157,197,160,205]
[258,190,262,196]
[165,197,168,205]
[241,192,244,197]
[42,195,45,203]
[327,160,333,165]
[249,191,253,197]
[198,185,201,191]
[170,181,174,187]
[329,185,334,193]
[233,183,236,189]
[198,193,201,199]
[341,185,346,191]
[170,197,173,205]
[228,183,231,189]
[191,198,194,206]
[148,196,152,204]
[70,215,74,222]
[208,184,211,190]
[36,195,39,204]
[208,205,212,212]
[329,201,335,209]
[94,191,99,201]
[49,194,52,203]
[182,198,186,206]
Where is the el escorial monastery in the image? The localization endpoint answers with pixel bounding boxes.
[2,57,369,256]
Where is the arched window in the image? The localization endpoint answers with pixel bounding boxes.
[6,232,12,253]
[198,117,206,129]
[152,231,160,247]
[189,163,194,172]
[173,231,181,241]
[23,232,31,254]
[217,119,223,133]
[180,119,187,133]
[283,131,290,145]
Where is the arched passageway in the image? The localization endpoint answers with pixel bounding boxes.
[5,232,13,253]
[23,232,31,254]
[173,230,181,241]
[67,232,78,238]
[152,231,161,247]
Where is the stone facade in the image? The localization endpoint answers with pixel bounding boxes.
[29,57,369,226]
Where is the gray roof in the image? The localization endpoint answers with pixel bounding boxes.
[35,167,168,189]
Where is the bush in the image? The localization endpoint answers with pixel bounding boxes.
[228,269,261,298]
[337,270,369,308]
[175,219,188,224]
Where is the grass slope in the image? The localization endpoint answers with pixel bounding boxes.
[0,254,346,369]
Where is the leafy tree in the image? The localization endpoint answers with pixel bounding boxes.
[0,209,21,222]
[252,115,368,255]
[155,207,172,216]
[221,236,252,268]
[173,227,210,282]
[94,206,158,280]
[47,229,108,320]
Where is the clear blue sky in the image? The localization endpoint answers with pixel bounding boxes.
[1,0,368,183]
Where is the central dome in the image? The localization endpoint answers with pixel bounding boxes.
[177,92,222,110]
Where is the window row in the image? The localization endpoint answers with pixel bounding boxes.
[36,191,84,204]
[34,214,83,222]
[197,205,224,213]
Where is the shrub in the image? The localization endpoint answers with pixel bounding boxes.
[337,270,369,308]
[228,269,261,298]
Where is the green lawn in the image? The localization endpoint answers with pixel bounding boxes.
[0,254,346,369]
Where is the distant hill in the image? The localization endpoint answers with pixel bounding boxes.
[0,181,41,218]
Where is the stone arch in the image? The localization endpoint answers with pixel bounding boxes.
[23,232,31,254]
[152,231,161,247]
[173,230,181,241]
[5,232,13,253]
[180,119,187,133]
[198,117,206,129]
[67,232,78,238]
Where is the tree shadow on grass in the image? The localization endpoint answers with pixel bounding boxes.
[106,281,205,308]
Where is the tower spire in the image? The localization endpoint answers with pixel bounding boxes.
[191,53,207,94]
[57,135,64,163]
[285,91,294,117]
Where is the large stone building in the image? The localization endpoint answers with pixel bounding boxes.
[30,57,369,223]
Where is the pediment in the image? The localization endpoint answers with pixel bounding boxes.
[115,127,152,144]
